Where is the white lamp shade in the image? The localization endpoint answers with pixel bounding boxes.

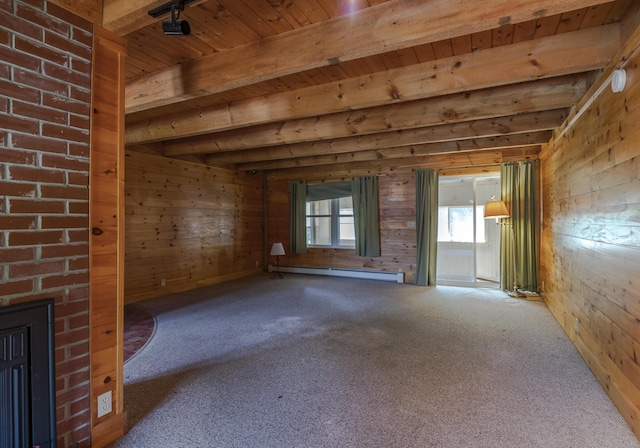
[270,242,286,256]
[484,200,510,219]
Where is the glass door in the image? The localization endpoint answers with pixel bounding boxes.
[436,175,501,287]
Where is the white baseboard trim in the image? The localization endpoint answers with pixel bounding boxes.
[268,264,404,283]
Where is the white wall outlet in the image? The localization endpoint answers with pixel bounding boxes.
[407,221,416,228]
[97,390,112,418]
[160,278,166,287]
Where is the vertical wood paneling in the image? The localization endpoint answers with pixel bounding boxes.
[539,4,640,437]
[89,25,127,447]
[124,151,264,303]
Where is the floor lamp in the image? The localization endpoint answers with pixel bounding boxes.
[270,242,285,279]
[484,199,526,298]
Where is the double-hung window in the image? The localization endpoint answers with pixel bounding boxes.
[305,181,355,249]
[306,197,355,248]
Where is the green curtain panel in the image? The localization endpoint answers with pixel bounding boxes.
[351,176,381,257]
[416,169,439,286]
[289,180,307,254]
[500,162,538,292]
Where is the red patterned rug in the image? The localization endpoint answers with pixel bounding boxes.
[123,305,156,363]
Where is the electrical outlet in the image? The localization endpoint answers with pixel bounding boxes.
[160,278,166,287]
[97,390,112,418]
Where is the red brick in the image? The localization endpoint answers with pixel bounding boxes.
[54,353,89,377]
[10,260,64,278]
[44,62,90,90]
[69,86,90,104]
[67,229,89,243]
[67,142,89,158]
[10,134,67,154]
[42,92,89,116]
[67,229,88,243]
[0,113,38,135]
[55,379,90,408]
[67,314,88,331]
[57,413,91,447]
[69,114,89,130]
[0,78,40,104]
[69,394,90,416]
[16,2,69,36]
[68,257,88,271]
[10,198,65,214]
[47,3,92,32]
[67,369,90,389]
[0,180,37,197]
[41,271,88,289]
[14,68,68,97]
[41,153,89,172]
[67,172,88,186]
[42,123,90,144]
[71,27,92,47]
[67,286,88,301]
[0,98,8,114]
[8,165,65,183]
[42,215,87,229]
[0,40,40,71]
[55,299,88,318]
[0,10,42,41]
[9,230,63,246]
[70,57,91,77]
[41,243,87,259]
[44,30,90,61]
[14,35,68,66]
[41,184,88,200]
[68,201,88,214]
[21,0,44,9]
[0,247,34,262]
[1,278,34,296]
[56,326,88,348]
[0,148,36,165]
[0,215,36,230]
[13,99,67,125]
[0,27,9,45]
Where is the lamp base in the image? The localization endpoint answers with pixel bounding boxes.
[508,289,527,298]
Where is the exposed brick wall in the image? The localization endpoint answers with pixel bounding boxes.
[0,1,92,446]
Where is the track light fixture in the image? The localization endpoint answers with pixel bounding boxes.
[148,0,195,36]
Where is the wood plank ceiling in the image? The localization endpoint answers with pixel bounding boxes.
[115,0,633,173]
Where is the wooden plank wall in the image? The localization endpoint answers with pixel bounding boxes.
[267,169,418,283]
[124,150,264,304]
[539,2,640,437]
[89,25,127,447]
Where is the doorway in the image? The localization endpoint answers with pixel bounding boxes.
[436,175,501,287]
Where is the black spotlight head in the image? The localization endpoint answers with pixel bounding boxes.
[162,19,190,35]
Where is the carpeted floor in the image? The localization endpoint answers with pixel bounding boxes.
[110,274,640,448]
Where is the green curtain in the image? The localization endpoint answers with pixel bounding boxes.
[289,180,307,254]
[351,176,381,257]
[416,169,438,286]
[500,162,538,292]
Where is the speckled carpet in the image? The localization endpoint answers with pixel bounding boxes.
[109,274,639,448]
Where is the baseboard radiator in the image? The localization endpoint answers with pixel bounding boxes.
[268,265,404,283]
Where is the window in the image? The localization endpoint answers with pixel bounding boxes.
[437,205,486,243]
[306,196,355,248]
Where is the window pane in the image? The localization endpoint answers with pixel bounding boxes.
[449,207,474,243]
[339,196,353,214]
[339,216,355,246]
[437,206,450,241]
[476,205,486,243]
[307,217,332,245]
[308,199,331,215]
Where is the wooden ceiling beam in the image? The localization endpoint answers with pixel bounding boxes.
[264,147,541,181]
[124,0,615,114]
[125,24,617,144]
[203,110,566,165]
[233,133,551,171]
[162,74,587,157]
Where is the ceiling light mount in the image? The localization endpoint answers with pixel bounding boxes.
[148,0,195,35]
